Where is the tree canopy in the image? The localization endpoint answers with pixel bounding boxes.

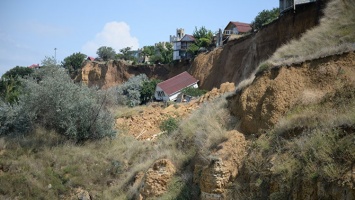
[252,7,279,30]
[41,56,58,67]
[188,26,214,56]
[150,43,173,64]
[116,47,137,63]
[97,46,116,61]
[140,79,161,104]
[62,52,87,75]
[0,66,34,103]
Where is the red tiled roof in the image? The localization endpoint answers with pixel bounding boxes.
[229,21,252,33]
[87,56,95,61]
[28,64,39,69]
[157,71,198,96]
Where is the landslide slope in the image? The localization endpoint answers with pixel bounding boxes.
[224,0,355,199]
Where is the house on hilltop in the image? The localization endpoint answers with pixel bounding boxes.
[170,29,196,61]
[155,71,198,101]
[280,0,317,13]
[223,21,252,40]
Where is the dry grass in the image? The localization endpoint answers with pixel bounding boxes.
[0,94,235,199]
[259,0,355,70]
[242,85,355,196]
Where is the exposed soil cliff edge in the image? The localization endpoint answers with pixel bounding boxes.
[228,51,355,134]
[189,1,326,90]
[75,59,194,89]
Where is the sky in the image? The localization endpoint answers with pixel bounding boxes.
[0,0,279,76]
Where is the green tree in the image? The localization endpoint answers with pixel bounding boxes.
[116,47,137,63]
[140,79,161,104]
[188,26,214,56]
[2,66,34,79]
[0,66,34,103]
[252,7,279,30]
[41,56,58,67]
[153,43,173,64]
[97,46,116,61]
[62,52,87,75]
[142,46,155,57]
[193,26,213,48]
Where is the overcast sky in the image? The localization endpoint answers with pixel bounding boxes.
[0,0,278,76]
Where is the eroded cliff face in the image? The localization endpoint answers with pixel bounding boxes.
[228,52,355,134]
[189,1,326,90]
[75,60,131,89]
[75,60,172,89]
[226,52,355,199]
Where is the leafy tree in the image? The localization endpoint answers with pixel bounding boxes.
[0,66,116,140]
[142,46,155,57]
[252,7,279,30]
[97,46,116,61]
[2,66,34,79]
[41,56,58,67]
[192,26,214,47]
[140,79,161,104]
[0,66,34,103]
[187,44,200,57]
[188,26,214,56]
[62,52,87,75]
[153,43,173,64]
[116,47,137,63]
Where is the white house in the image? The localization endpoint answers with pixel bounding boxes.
[280,0,317,13]
[155,71,199,101]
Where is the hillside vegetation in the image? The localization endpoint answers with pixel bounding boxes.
[0,0,354,199]
[264,0,355,68]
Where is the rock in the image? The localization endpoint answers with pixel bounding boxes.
[139,159,176,199]
[196,130,247,199]
[75,188,91,200]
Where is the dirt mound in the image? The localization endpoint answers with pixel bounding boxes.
[116,82,236,140]
[227,52,355,134]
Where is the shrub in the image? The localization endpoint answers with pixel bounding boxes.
[181,87,207,97]
[1,67,116,141]
[115,74,148,106]
[0,101,33,136]
[160,116,179,134]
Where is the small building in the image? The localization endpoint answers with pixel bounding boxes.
[155,71,198,101]
[280,0,317,13]
[179,34,196,60]
[171,29,196,61]
[223,21,252,39]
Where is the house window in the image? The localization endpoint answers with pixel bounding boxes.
[157,91,165,97]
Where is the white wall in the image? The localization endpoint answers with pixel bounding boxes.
[155,86,168,101]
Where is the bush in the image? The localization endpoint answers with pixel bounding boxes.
[160,116,179,134]
[115,74,148,106]
[0,67,116,141]
[181,87,207,97]
[0,101,33,136]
